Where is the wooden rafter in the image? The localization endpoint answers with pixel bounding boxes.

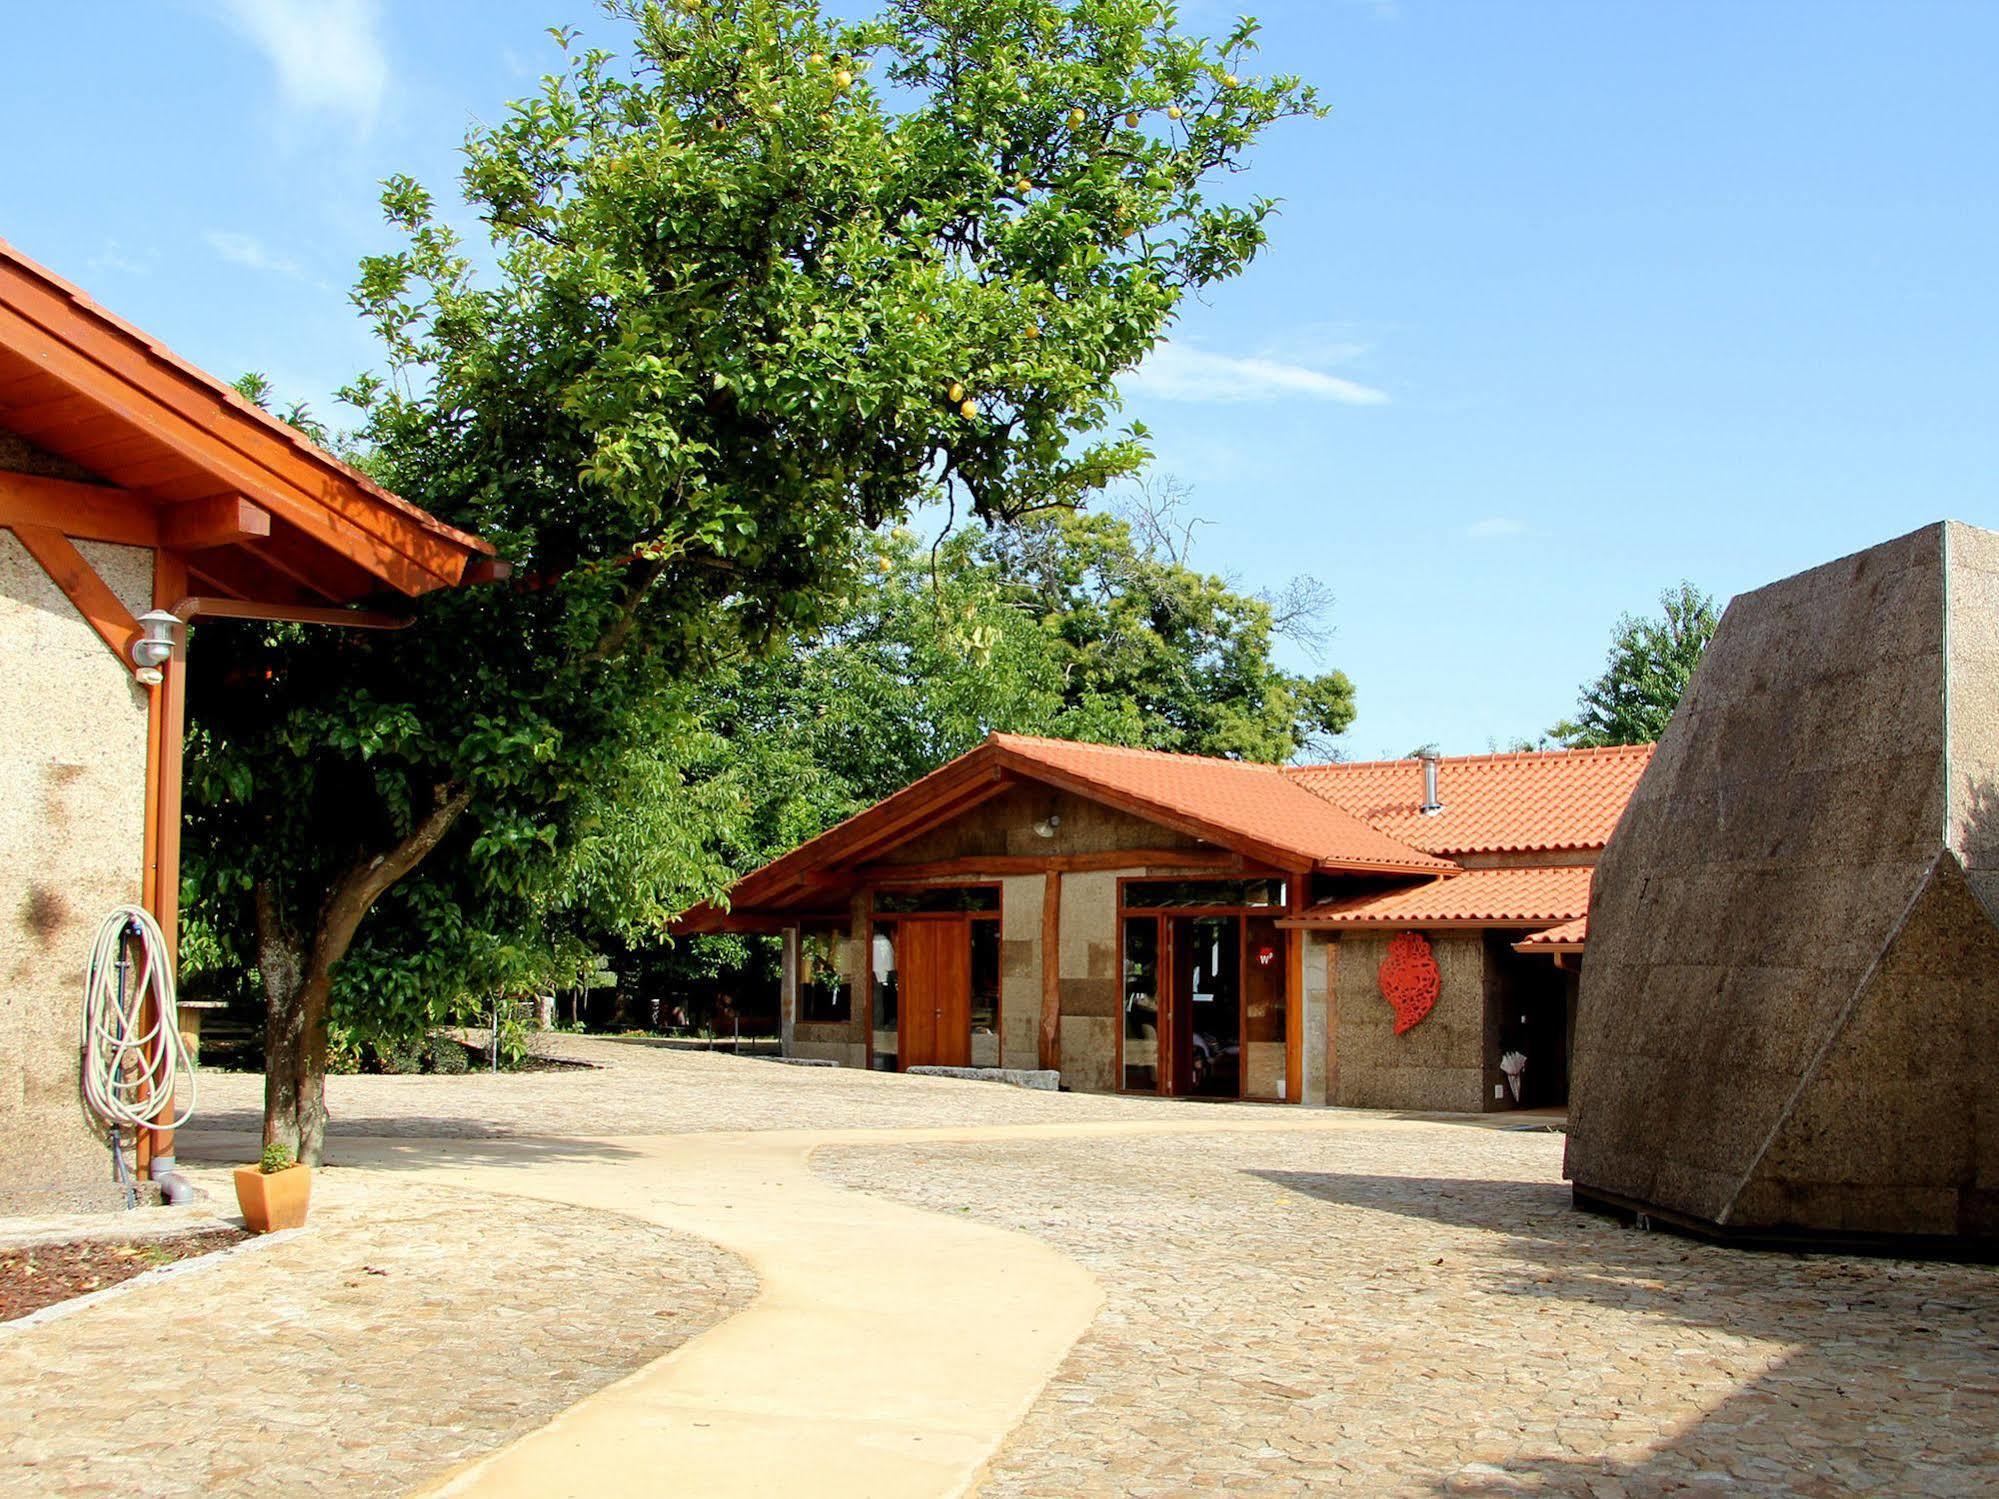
[0,470,270,550]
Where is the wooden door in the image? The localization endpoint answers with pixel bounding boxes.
[899,917,972,1069]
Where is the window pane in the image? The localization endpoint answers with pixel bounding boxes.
[870,925,898,1070]
[1123,879,1286,910]
[874,885,1001,914]
[1122,916,1160,1093]
[798,924,851,1024]
[970,919,1001,1068]
[1243,916,1287,1100]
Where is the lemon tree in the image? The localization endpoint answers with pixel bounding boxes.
[186,0,1320,1161]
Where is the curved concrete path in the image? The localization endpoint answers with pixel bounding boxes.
[187,1114,1394,1498]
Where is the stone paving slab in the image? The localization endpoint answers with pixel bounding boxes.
[0,1163,752,1498]
[816,1125,1999,1497]
[190,1033,1229,1139]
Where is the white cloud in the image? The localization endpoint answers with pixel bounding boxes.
[204,230,320,287]
[87,239,153,276]
[1124,342,1390,406]
[212,0,388,133]
[1465,517,1527,539]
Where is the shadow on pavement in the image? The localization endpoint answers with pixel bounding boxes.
[1256,1170,1999,1493]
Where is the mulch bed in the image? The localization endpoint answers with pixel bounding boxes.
[0,1229,249,1323]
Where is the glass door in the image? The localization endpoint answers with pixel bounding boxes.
[1172,916,1241,1098]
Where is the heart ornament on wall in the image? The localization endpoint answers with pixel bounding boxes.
[1378,931,1441,1035]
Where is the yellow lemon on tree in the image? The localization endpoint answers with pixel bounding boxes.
[1167,104,1183,119]
[834,68,854,88]
[948,381,966,403]
[808,51,825,65]
[1068,107,1086,128]
[959,398,978,420]
[1024,323,1042,340]
[1224,73,1241,87]
[1124,111,1140,127]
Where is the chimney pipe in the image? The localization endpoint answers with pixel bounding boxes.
[1419,749,1443,815]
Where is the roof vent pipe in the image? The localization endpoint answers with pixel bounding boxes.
[1419,749,1443,815]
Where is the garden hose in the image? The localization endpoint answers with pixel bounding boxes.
[80,905,197,1134]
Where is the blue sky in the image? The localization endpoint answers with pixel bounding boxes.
[6,1,1996,757]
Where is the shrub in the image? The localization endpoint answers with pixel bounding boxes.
[259,1142,296,1174]
[370,1036,427,1075]
[423,1035,472,1075]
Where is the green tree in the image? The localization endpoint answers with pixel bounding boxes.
[622,503,1354,1027]
[711,505,1354,844]
[183,0,1321,1160]
[1551,582,1719,747]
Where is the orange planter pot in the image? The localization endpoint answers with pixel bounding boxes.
[234,1163,312,1233]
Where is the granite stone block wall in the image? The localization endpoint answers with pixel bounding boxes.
[1569,521,1999,1242]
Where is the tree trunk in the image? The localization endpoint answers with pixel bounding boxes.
[258,785,473,1165]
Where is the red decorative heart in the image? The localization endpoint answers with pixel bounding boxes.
[1378,931,1441,1034]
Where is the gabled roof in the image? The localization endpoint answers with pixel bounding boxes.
[986,735,1456,876]
[0,237,495,603]
[1286,744,1653,856]
[677,734,1458,931]
[1285,865,1595,930]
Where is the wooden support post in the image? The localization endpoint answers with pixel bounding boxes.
[1285,877,1305,1105]
[1039,871,1062,1072]
[144,550,189,1164]
[1285,926,1304,1105]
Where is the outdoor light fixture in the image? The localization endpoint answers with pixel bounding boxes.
[1032,813,1063,839]
[130,610,181,685]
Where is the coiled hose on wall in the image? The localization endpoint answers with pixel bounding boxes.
[81,905,197,1203]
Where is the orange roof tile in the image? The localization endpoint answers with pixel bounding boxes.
[988,734,1455,875]
[1515,915,1588,953]
[1286,744,1654,856]
[1288,865,1594,929]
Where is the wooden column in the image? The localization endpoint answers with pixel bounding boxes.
[1039,871,1062,1072]
[142,549,189,1165]
[1284,878,1305,1105]
[1285,927,1304,1104]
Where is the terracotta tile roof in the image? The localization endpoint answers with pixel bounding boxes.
[1288,865,1595,929]
[1286,744,1654,856]
[1515,915,1588,953]
[988,734,1456,875]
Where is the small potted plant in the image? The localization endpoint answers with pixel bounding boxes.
[234,1142,312,1233]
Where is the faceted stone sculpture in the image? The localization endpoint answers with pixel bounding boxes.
[1568,521,1999,1248]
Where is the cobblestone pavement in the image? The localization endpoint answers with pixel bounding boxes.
[193,1032,1215,1141]
[0,1163,752,1498]
[816,1126,1999,1498]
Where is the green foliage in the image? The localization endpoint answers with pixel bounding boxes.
[1551,582,1719,748]
[651,501,1353,984]
[258,1142,297,1174]
[183,0,1320,1074]
[424,1035,474,1074]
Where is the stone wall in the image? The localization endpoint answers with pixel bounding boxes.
[1568,522,1999,1241]
[887,784,1206,864]
[0,527,154,1212]
[777,785,1237,1091]
[1328,931,1490,1113]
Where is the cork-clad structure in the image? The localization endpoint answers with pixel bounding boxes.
[1567,521,1999,1249]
